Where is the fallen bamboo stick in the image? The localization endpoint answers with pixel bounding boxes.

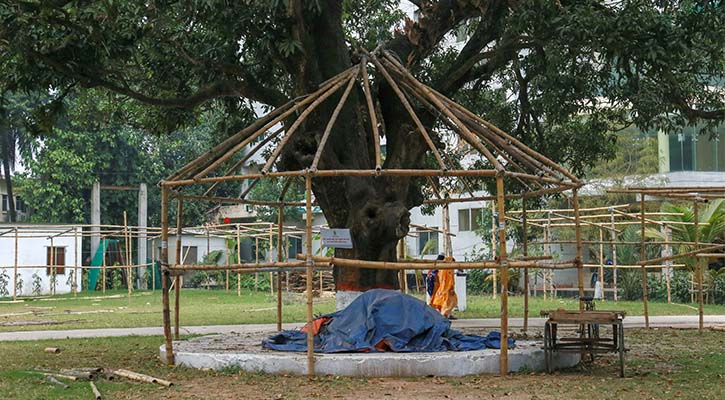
[32,371,79,381]
[47,376,69,389]
[44,347,61,354]
[109,368,173,387]
[90,381,102,400]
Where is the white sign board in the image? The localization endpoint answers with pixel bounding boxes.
[320,228,353,249]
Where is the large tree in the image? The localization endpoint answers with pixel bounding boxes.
[1,0,723,290]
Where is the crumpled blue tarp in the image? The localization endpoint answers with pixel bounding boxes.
[262,289,514,353]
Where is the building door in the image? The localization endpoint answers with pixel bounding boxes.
[46,247,66,275]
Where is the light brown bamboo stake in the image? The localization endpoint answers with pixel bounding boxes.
[151,240,156,291]
[50,237,55,295]
[311,72,358,170]
[360,60,382,169]
[402,239,408,294]
[522,199,529,332]
[496,175,508,375]
[277,205,284,332]
[225,246,230,292]
[90,381,102,400]
[664,224,671,304]
[610,208,619,301]
[491,200,497,299]
[73,227,79,295]
[543,213,551,300]
[285,236,290,292]
[640,195,649,329]
[694,201,704,331]
[573,189,584,308]
[102,238,107,294]
[174,200,183,340]
[305,175,315,376]
[123,211,131,305]
[13,227,18,300]
[237,224,241,296]
[269,224,274,296]
[599,228,605,300]
[255,237,259,292]
[111,368,172,387]
[160,187,174,365]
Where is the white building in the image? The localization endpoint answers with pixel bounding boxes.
[0,225,82,296]
[0,172,30,222]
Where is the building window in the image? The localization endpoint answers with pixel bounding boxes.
[418,229,439,256]
[287,237,302,260]
[180,246,198,265]
[458,208,483,231]
[46,247,66,275]
[1,195,7,212]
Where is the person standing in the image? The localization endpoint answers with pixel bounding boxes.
[431,256,458,319]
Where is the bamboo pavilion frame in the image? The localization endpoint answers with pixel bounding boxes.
[158,50,584,375]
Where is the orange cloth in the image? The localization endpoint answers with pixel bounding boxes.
[430,263,458,318]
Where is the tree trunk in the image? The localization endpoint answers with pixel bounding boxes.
[279,2,433,291]
[1,132,17,223]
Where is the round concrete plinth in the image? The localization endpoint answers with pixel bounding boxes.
[161,333,580,377]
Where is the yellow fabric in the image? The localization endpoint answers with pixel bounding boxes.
[430,258,458,317]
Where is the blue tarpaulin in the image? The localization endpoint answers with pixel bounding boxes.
[262,289,514,353]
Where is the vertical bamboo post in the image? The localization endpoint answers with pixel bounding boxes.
[102,237,107,294]
[73,227,79,295]
[277,205,284,332]
[640,194,649,330]
[50,237,55,295]
[572,189,584,308]
[13,227,18,300]
[151,239,156,291]
[543,213,551,300]
[174,199,183,340]
[402,239,408,294]
[160,187,174,365]
[664,224,671,304]
[522,198,529,332]
[269,224,274,296]
[495,175,509,375]
[599,227,605,300]
[610,208,619,302]
[123,211,131,304]
[225,246,230,292]
[305,174,315,376]
[694,201,704,331]
[236,224,241,296]
[491,200,498,299]
[254,237,259,292]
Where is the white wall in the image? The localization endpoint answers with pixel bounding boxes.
[0,226,82,296]
[150,232,229,265]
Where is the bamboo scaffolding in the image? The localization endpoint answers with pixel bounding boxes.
[640,195,650,329]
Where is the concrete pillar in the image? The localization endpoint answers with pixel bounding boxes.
[90,181,101,263]
[137,183,148,288]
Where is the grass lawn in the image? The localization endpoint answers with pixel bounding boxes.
[2,289,725,332]
[0,329,723,399]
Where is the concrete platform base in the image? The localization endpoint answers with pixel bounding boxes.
[161,333,580,377]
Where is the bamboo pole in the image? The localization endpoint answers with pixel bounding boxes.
[160,187,174,365]
[522,198,529,332]
[90,381,102,400]
[664,225,671,304]
[305,175,315,376]
[598,228,604,300]
[573,189,584,308]
[255,237,259,292]
[694,202,704,331]
[237,224,241,296]
[174,200,183,340]
[102,237,107,294]
[311,73,358,170]
[610,208,619,302]
[269,224,274,296]
[277,205,284,332]
[543,213,551,300]
[640,195,649,330]
[50,237,55,295]
[491,200,497,299]
[360,60,382,169]
[13,227,18,300]
[496,175,509,375]
[225,245,230,292]
[123,211,132,305]
[74,227,79,295]
[151,240,156,291]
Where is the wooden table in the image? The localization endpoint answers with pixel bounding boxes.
[541,310,626,377]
